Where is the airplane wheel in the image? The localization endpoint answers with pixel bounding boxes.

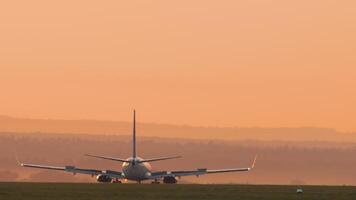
[112,179,122,184]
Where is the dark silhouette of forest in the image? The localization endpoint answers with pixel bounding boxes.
[0,115,355,142]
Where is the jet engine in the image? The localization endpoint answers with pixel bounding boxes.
[163,176,177,184]
[96,174,112,183]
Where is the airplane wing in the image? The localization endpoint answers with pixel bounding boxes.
[20,163,124,179]
[150,155,257,179]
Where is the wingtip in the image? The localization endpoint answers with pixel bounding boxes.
[14,152,22,166]
[251,155,258,169]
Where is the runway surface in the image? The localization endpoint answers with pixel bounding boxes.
[0,182,355,200]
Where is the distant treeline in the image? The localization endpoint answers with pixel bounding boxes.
[0,115,356,142]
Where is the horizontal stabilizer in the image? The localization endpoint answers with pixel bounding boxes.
[85,154,127,162]
[139,156,182,163]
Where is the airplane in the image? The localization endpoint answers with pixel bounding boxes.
[18,110,257,184]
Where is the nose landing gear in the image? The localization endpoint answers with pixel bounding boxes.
[151,179,160,184]
[112,178,122,183]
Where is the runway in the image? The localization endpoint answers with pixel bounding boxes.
[0,182,354,200]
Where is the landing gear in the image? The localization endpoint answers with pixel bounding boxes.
[112,178,122,183]
[151,179,160,184]
[163,176,177,184]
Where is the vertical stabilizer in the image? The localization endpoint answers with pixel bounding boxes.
[133,110,136,158]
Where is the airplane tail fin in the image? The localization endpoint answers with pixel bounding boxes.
[133,110,136,158]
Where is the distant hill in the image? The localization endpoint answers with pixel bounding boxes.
[0,115,355,142]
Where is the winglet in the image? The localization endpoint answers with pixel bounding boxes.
[14,150,23,167]
[251,155,257,169]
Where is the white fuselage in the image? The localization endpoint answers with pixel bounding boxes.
[122,157,152,181]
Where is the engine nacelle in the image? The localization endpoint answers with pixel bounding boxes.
[96,174,112,183]
[163,176,177,184]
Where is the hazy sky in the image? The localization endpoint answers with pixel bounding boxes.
[0,1,355,131]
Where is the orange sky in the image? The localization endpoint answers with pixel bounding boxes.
[0,1,355,132]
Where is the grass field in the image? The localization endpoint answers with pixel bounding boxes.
[0,182,355,200]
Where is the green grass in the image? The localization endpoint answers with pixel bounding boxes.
[0,182,355,200]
